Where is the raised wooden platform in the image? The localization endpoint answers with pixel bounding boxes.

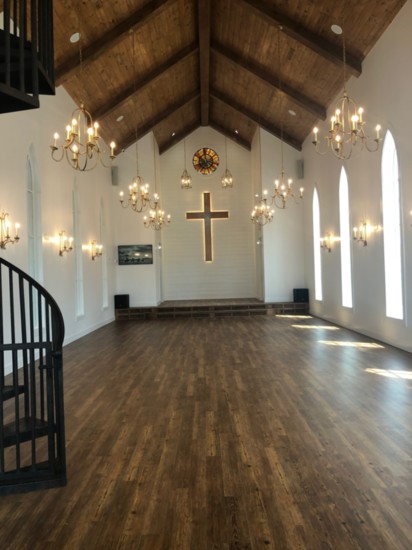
[115,299,309,320]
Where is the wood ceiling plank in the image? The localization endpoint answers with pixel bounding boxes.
[198,0,211,125]
[211,89,301,151]
[55,0,176,86]
[93,42,198,121]
[159,121,200,154]
[120,89,200,151]
[209,121,251,151]
[212,40,326,121]
[239,0,362,77]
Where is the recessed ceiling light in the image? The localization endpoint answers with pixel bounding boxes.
[235,129,239,134]
[288,109,296,116]
[331,24,342,35]
[116,115,124,122]
[70,32,80,43]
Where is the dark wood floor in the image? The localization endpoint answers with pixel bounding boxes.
[1,315,411,549]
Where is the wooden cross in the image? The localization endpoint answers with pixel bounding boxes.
[186,192,229,262]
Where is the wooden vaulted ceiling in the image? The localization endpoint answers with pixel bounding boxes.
[53,0,406,155]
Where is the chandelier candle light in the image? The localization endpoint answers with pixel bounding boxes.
[312,14,381,160]
[0,211,20,249]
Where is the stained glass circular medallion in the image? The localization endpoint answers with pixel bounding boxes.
[193,147,219,175]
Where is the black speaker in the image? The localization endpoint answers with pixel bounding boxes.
[114,294,129,309]
[293,288,309,303]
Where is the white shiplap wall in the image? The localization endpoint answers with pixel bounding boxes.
[160,127,257,300]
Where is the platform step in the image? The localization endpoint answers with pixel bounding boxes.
[2,417,52,448]
[116,302,309,320]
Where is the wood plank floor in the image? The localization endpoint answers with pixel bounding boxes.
[1,315,411,549]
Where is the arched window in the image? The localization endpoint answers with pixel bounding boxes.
[26,152,43,282]
[72,183,85,318]
[382,131,403,320]
[99,199,109,310]
[339,167,353,308]
[313,188,322,301]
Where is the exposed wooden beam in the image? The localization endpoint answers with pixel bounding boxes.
[159,121,200,155]
[212,41,326,121]
[240,0,362,77]
[198,0,211,125]
[55,0,175,86]
[119,90,200,151]
[209,121,251,151]
[211,89,301,151]
[93,42,198,121]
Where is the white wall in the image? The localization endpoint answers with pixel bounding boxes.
[112,133,162,306]
[259,129,306,302]
[301,0,412,352]
[159,127,257,300]
[0,87,116,347]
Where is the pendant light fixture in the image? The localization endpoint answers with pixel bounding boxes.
[221,137,233,188]
[180,139,192,189]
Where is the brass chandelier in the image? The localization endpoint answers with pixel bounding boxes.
[251,191,275,226]
[51,104,116,172]
[119,31,170,229]
[50,28,116,171]
[271,27,303,209]
[312,11,381,160]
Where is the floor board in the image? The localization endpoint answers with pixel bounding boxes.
[0,315,411,549]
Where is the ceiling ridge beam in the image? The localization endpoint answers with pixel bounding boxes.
[93,42,198,121]
[55,0,176,86]
[198,0,211,125]
[159,121,200,154]
[211,88,301,151]
[212,41,326,121]
[209,121,251,151]
[240,0,362,77]
[119,89,200,151]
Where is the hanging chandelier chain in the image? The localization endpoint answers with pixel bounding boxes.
[342,3,347,93]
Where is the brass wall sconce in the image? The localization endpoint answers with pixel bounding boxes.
[58,230,73,256]
[90,240,103,260]
[0,211,20,249]
[320,233,339,252]
[353,222,368,246]
[353,221,382,246]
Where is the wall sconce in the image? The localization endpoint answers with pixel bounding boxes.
[90,240,103,260]
[320,233,339,252]
[0,211,20,249]
[353,222,381,246]
[58,230,73,256]
[353,222,367,246]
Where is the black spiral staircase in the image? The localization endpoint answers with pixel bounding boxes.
[0,258,66,494]
[0,0,55,114]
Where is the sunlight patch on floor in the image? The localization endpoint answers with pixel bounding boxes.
[365,368,412,379]
[318,340,385,349]
[292,325,339,330]
[276,315,313,319]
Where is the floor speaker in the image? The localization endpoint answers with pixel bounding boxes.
[293,288,309,303]
[114,294,129,309]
